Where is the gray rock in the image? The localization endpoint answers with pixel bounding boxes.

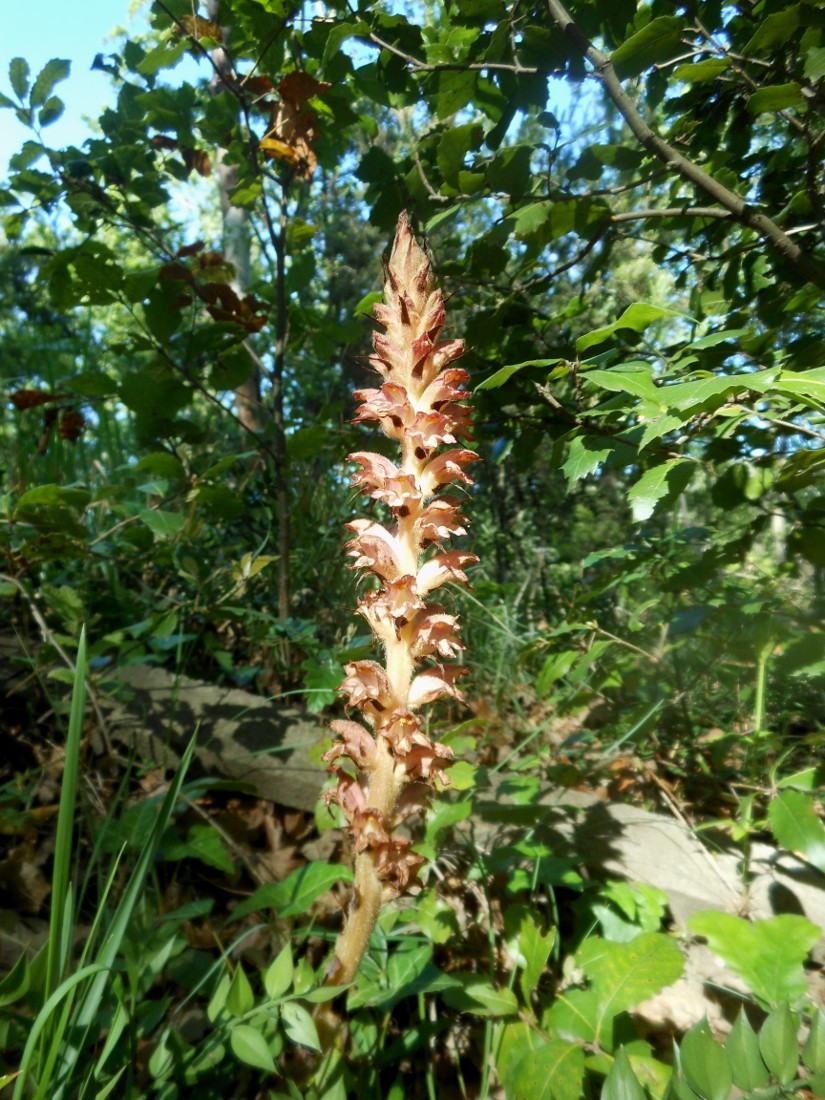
[102,664,327,812]
[472,783,825,961]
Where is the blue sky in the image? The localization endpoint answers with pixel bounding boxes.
[0,0,147,166]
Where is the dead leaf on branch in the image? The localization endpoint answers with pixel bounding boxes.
[199,282,268,333]
[59,408,85,444]
[262,71,331,181]
[182,146,211,178]
[10,389,69,411]
[173,15,222,42]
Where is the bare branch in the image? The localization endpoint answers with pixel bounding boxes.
[545,0,825,291]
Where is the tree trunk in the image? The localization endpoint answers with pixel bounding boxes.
[207,0,264,435]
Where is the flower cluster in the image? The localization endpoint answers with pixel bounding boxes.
[324,211,477,985]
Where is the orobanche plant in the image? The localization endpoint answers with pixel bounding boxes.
[323,211,477,985]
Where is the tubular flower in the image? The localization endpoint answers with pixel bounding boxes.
[323,211,477,986]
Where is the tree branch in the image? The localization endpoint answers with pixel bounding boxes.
[545,0,825,291]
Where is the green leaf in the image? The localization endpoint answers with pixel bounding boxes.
[163,824,234,873]
[748,82,804,114]
[673,58,730,83]
[759,1003,798,1085]
[536,650,577,697]
[517,915,555,1001]
[768,790,825,873]
[627,459,695,522]
[744,6,802,55]
[577,303,685,353]
[140,509,185,539]
[0,952,30,1007]
[281,1001,321,1051]
[229,1024,276,1072]
[441,975,519,1016]
[687,912,819,1007]
[513,201,552,240]
[435,70,475,117]
[774,367,825,409]
[437,122,482,186]
[680,1019,732,1100]
[38,96,64,127]
[508,1039,585,1100]
[804,1008,825,1074]
[263,944,294,1001]
[726,1009,770,1090]
[612,17,685,79]
[134,453,186,481]
[475,358,563,390]
[71,370,118,398]
[226,963,255,1017]
[9,58,30,101]
[602,1046,647,1100]
[547,988,599,1042]
[562,435,614,484]
[231,862,352,922]
[805,46,825,82]
[137,37,188,76]
[30,59,70,106]
[577,933,684,1040]
[207,972,230,1023]
[583,367,660,403]
[386,940,432,995]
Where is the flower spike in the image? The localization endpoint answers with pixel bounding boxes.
[323,211,477,986]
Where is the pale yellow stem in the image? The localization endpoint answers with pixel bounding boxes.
[327,742,400,986]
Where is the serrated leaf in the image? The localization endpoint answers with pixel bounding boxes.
[578,933,684,1041]
[748,82,804,114]
[437,122,482,186]
[435,69,475,118]
[509,1039,585,1100]
[562,435,614,484]
[475,358,563,390]
[264,944,294,1000]
[577,303,685,354]
[512,913,555,1001]
[513,201,551,240]
[602,1046,647,1100]
[612,17,684,79]
[229,1024,276,1072]
[583,368,659,403]
[727,1009,770,1090]
[687,912,819,1007]
[743,5,802,54]
[31,59,70,106]
[681,1019,732,1100]
[38,95,64,127]
[628,459,695,522]
[768,790,825,872]
[759,1003,798,1085]
[9,58,30,101]
[281,1001,321,1051]
[774,367,825,409]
